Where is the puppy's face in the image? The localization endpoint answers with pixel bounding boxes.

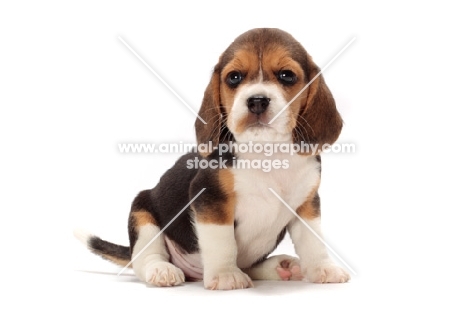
[196,29,343,154]
[220,45,307,142]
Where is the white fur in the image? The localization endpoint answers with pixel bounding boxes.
[73,228,92,247]
[257,61,264,82]
[232,152,321,268]
[196,223,253,289]
[131,224,184,286]
[288,217,350,283]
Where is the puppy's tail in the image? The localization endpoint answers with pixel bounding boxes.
[74,229,132,267]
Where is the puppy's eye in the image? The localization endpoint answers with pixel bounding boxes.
[277,70,297,85]
[226,71,243,87]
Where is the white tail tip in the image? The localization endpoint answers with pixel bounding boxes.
[73,228,93,247]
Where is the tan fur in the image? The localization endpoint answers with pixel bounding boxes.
[101,254,131,267]
[194,64,222,156]
[296,187,321,220]
[295,55,342,154]
[195,169,236,225]
[132,211,157,227]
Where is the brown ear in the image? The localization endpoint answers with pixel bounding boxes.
[195,64,222,157]
[294,57,343,154]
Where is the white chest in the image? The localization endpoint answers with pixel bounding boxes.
[231,153,321,267]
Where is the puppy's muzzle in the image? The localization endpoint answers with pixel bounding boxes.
[247,95,270,115]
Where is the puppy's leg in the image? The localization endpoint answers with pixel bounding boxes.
[244,255,302,281]
[129,191,185,287]
[191,170,253,290]
[288,193,350,283]
[196,222,253,289]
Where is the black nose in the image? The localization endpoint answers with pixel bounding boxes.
[247,95,270,115]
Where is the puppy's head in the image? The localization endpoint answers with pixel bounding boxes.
[195,28,342,156]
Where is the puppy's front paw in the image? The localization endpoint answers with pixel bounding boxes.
[145,261,185,287]
[204,267,253,290]
[305,262,350,283]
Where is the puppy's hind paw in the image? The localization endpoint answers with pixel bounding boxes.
[276,256,303,281]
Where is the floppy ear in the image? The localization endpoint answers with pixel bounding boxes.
[294,56,343,154]
[195,64,222,157]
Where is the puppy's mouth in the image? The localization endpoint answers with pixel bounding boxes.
[247,120,270,129]
[244,114,271,129]
[230,112,292,142]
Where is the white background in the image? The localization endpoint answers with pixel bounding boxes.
[1,1,467,310]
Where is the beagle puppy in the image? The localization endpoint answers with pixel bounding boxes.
[76,28,350,290]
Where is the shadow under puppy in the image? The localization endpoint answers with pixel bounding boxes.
[75,28,350,290]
